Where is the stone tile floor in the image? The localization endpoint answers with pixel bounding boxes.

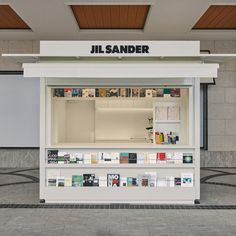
[0,168,235,235]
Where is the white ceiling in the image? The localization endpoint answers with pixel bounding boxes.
[0,0,236,40]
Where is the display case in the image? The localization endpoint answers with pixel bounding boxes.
[3,41,222,204]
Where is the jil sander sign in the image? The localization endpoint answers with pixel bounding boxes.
[90,45,149,54]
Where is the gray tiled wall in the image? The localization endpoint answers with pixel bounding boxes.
[0,40,236,167]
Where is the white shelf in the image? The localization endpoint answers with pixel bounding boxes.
[45,143,195,149]
[45,163,195,169]
[155,120,181,123]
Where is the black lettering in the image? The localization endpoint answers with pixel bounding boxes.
[142,45,149,53]
[99,45,104,53]
[112,45,119,53]
[128,46,135,53]
[136,45,142,53]
[90,45,96,54]
[120,45,128,53]
[106,45,112,54]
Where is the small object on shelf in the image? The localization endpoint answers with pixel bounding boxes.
[156,88,164,97]
[69,154,76,164]
[174,177,181,186]
[99,88,107,97]
[145,89,152,97]
[120,152,129,164]
[54,88,64,97]
[138,174,150,187]
[139,88,146,97]
[83,174,95,187]
[64,153,70,164]
[88,88,95,97]
[157,153,166,162]
[171,88,181,97]
[57,177,65,187]
[91,153,98,164]
[183,153,193,164]
[155,131,179,144]
[107,174,120,187]
[47,178,57,187]
[75,153,84,164]
[65,177,72,187]
[132,88,139,97]
[119,88,126,97]
[64,88,72,97]
[181,173,194,187]
[128,153,137,164]
[82,88,89,98]
[163,88,171,97]
[72,88,79,97]
[47,150,58,164]
[107,88,119,97]
[72,175,83,187]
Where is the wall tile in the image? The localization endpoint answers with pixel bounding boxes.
[8,40,33,53]
[208,120,225,135]
[214,41,236,54]
[208,87,224,103]
[200,41,215,53]
[225,88,236,103]
[225,120,236,135]
[208,135,226,151]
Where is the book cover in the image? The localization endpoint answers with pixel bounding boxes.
[99,88,107,97]
[172,152,183,164]
[75,153,84,164]
[83,174,95,186]
[148,153,156,164]
[58,152,66,164]
[132,88,139,97]
[132,178,138,186]
[47,150,58,164]
[72,175,83,187]
[47,178,57,187]
[171,88,181,97]
[157,153,166,162]
[128,153,137,164]
[108,88,119,97]
[152,88,158,97]
[120,152,129,164]
[163,88,171,97]
[174,177,181,186]
[146,89,153,97]
[72,88,79,97]
[93,178,99,187]
[138,174,150,187]
[119,88,126,97]
[91,153,98,164]
[57,177,65,187]
[82,88,89,98]
[126,88,131,97]
[139,88,146,97]
[166,176,175,187]
[64,153,70,164]
[120,177,127,187]
[183,153,193,164]
[103,153,112,163]
[181,173,193,187]
[78,88,83,97]
[137,153,145,164]
[54,88,64,97]
[127,177,133,187]
[156,88,164,97]
[64,88,72,97]
[99,176,107,187]
[95,88,100,97]
[69,154,76,164]
[64,177,72,187]
[88,88,95,97]
[107,174,120,187]
[145,172,157,187]
[111,152,120,164]
[84,153,92,164]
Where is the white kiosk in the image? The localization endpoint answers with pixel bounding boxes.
[3,41,224,204]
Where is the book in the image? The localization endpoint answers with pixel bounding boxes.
[156,88,164,97]
[72,88,79,97]
[157,153,166,163]
[138,174,150,187]
[181,173,193,187]
[120,152,129,164]
[88,88,95,97]
[83,174,95,186]
[108,88,119,97]
[148,153,156,164]
[64,153,70,164]
[139,88,146,97]
[64,177,72,187]
[99,88,107,97]
[99,176,107,187]
[72,175,83,187]
[145,172,157,187]
[183,153,193,164]
[137,153,145,164]
[78,88,83,97]
[54,88,64,97]
[171,88,181,97]
[58,152,66,164]
[84,153,92,164]
[107,174,120,187]
[103,153,112,163]
[95,88,100,97]
[47,150,58,164]
[155,106,168,120]
[75,153,84,164]
[120,177,127,187]
[163,88,171,97]
[64,88,72,97]
[167,105,180,120]
[119,88,126,97]
[82,88,89,98]
[91,153,98,164]
[132,88,139,97]
[128,153,137,164]
[57,177,65,187]
[69,154,77,164]
[175,177,181,186]
[127,177,134,187]
[152,88,158,97]
[166,176,175,187]
[93,179,99,187]
[146,89,153,97]
[172,152,183,164]
[47,178,57,187]
[111,152,120,164]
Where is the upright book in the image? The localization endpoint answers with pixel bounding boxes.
[107,174,120,187]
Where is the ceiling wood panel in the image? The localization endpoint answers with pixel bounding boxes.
[0,5,30,29]
[193,5,236,30]
[71,5,150,29]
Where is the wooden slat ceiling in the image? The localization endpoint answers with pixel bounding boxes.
[71,5,150,29]
[193,5,236,30]
[0,5,30,29]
